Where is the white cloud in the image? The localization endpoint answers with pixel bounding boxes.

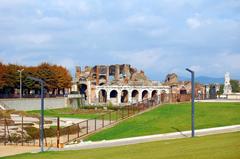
[218,52,240,69]
[54,58,77,70]
[32,16,66,28]
[53,0,91,15]
[186,14,211,29]
[0,0,32,7]
[189,65,202,72]
[126,14,165,28]
[86,19,111,33]
[186,17,202,29]
[0,0,239,79]
[8,34,52,45]
[110,48,163,70]
[35,9,43,17]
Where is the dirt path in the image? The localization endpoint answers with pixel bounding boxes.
[0,145,39,158]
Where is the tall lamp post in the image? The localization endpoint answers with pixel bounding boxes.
[27,76,45,152]
[17,69,24,98]
[186,68,195,137]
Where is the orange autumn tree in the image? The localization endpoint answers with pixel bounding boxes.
[0,62,72,96]
[0,62,7,89]
[52,65,72,94]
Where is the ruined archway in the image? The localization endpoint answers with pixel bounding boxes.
[121,90,128,103]
[78,84,87,99]
[110,90,118,104]
[131,90,139,103]
[142,90,149,100]
[99,89,107,103]
[180,86,187,94]
[161,90,167,103]
[151,90,158,99]
[99,75,107,85]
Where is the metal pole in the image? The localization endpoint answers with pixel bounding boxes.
[18,69,24,99]
[20,71,22,98]
[40,81,44,152]
[21,116,23,146]
[27,77,45,151]
[4,117,6,146]
[86,120,89,134]
[57,117,60,148]
[67,127,69,142]
[191,71,195,137]
[78,123,80,138]
[95,118,97,131]
[102,115,104,127]
[109,112,111,124]
[186,68,195,138]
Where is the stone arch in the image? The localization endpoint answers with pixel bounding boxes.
[161,90,167,102]
[121,90,128,103]
[78,84,87,99]
[131,90,139,103]
[180,86,187,94]
[142,90,149,100]
[99,75,107,85]
[151,90,158,98]
[99,89,107,103]
[99,82,105,86]
[110,90,118,103]
[99,75,107,80]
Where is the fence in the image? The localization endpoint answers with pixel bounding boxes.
[57,95,162,146]
[0,93,192,148]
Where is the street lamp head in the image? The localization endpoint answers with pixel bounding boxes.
[27,76,45,83]
[17,69,24,72]
[186,68,194,73]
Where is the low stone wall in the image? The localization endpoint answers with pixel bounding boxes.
[220,93,240,100]
[0,98,67,111]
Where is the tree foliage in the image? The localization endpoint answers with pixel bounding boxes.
[0,62,72,96]
[0,62,7,89]
[230,80,240,93]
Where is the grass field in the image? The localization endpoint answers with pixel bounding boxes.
[2,132,240,159]
[87,102,240,141]
[27,107,132,121]
[27,108,106,119]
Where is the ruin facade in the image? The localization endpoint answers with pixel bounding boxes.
[68,64,169,106]
[164,73,207,100]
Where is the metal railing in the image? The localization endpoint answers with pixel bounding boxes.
[0,93,194,148]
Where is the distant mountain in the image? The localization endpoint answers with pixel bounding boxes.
[179,76,224,84]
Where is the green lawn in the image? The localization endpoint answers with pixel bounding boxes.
[27,107,107,119]
[2,132,240,159]
[87,102,240,141]
[27,107,133,121]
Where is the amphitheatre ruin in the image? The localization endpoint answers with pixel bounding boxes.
[69,64,170,107]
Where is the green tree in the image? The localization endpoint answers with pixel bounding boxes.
[230,80,240,93]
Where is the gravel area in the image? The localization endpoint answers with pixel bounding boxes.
[0,145,39,158]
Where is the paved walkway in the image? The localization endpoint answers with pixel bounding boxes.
[51,124,240,151]
[1,125,239,157]
[195,99,240,103]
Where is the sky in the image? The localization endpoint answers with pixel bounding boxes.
[0,0,240,81]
